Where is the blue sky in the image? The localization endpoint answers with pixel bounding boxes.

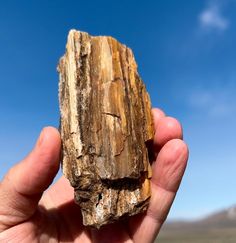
[0,0,236,220]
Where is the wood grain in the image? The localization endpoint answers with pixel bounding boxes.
[58,30,154,228]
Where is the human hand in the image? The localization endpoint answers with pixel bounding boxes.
[0,108,188,243]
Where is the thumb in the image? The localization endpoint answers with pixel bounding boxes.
[0,127,61,232]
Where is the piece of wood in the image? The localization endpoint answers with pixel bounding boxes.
[58,29,154,228]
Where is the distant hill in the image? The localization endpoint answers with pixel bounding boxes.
[157,206,236,243]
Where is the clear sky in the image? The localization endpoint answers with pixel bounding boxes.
[0,0,236,220]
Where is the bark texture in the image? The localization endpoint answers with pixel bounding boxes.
[58,29,154,228]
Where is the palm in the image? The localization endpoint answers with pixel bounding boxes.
[40,177,137,242]
[0,109,188,243]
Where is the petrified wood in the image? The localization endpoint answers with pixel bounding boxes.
[58,29,154,228]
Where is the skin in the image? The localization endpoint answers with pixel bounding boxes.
[0,108,188,243]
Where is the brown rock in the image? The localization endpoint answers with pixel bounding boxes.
[58,29,154,228]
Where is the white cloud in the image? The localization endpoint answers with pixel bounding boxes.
[188,87,235,118]
[199,2,229,31]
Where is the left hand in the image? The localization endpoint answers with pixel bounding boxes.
[0,108,188,242]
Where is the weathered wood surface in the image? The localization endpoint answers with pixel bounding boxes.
[58,29,154,228]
